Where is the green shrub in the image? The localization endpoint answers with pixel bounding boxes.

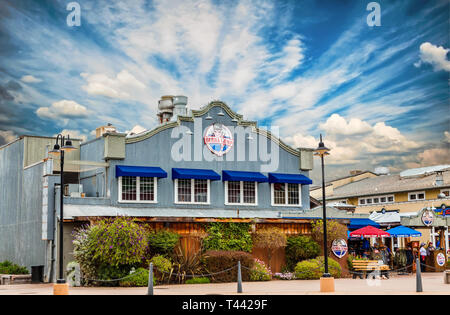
[0,260,29,274]
[150,255,172,283]
[148,230,180,256]
[202,250,254,283]
[203,222,252,252]
[249,259,271,281]
[95,264,132,286]
[294,256,342,280]
[285,236,321,270]
[185,277,210,284]
[119,268,154,287]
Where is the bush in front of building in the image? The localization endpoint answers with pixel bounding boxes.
[294,256,342,280]
[148,229,180,257]
[249,258,272,281]
[185,277,210,284]
[0,260,29,275]
[285,235,321,271]
[311,220,347,254]
[203,222,253,252]
[150,254,172,284]
[119,267,155,287]
[73,217,149,285]
[202,250,254,283]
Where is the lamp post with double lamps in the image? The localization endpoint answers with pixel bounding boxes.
[49,134,77,295]
[314,134,334,292]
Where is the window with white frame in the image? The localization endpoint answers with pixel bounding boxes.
[175,179,210,204]
[271,183,302,206]
[440,189,450,197]
[119,176,157,203]
[358,195,395,205]
[225,181,257,205]
[408,191,425,201]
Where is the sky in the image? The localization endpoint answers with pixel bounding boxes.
[0,0,449,180]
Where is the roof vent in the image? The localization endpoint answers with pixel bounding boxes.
[374,167,390,175]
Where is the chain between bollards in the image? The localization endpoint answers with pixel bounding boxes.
[237,261,243,293]
[147,262,154,295]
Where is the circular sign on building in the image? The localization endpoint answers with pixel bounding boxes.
[331,239,348,259]
[204,123,234,157]
[436,253,446,267]
[421,210,434,226]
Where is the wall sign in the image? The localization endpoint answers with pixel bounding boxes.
[204,123,234,157]
[421,210,434,226]
[436,253,446,267]
[331,239,348,259]
[434,204,450,217]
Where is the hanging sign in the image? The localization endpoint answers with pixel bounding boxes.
[434,204,450,217]
[421,210,434,226]
[436,253,446,267]
[331,239,348,259]
[204,123,234,157]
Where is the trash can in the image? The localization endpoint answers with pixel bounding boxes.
[31,266,44,283]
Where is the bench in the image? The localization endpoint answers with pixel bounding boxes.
[352,260,390,279]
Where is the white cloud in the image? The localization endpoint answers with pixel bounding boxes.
[415,42,450,72]
[0,130,17,145]
[81,70,146,99]
[55,129,87,142]
[20,75,42,83]
[320,114,372,136]
[36,100,89,119]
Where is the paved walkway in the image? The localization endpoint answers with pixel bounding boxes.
[0,273,448,295]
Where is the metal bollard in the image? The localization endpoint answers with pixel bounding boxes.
[237,261,243,293]
[147,263,154,295]
[416,258,423,293]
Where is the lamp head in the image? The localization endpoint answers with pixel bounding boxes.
[61,136,77,152]
[314,134,330,156]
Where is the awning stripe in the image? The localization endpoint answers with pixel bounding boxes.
[268,173,313,184]
[115,165,167,178]
[172,168,221,180]
[222,170,268,182]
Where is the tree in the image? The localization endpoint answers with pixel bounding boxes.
[252,227,287,269]
[311,220,347,255]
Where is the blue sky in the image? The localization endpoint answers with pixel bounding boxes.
[0,0,449,177]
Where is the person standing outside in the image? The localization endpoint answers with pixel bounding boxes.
[419,243,427,272]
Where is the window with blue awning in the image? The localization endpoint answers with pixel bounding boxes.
[172,168,221,180]
[222,170,268,182]
[115,165,167,178]
[268,173,313,184]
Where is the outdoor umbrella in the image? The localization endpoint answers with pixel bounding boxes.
[349,225,391,238]
[386,226,422,238]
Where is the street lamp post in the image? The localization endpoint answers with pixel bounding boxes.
[49,134,77,295]
[314,134,334,292]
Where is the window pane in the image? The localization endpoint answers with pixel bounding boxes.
[418,193,425,200]
[228,181,241,204]
[367,199,372,204]
[360,199,366,205]
[410,194,416,200]
[243,182,256,204]
[194,179,208,203]
[373,198,379,204]
[380,197,386,203]
[122,176,136,201]
[177,179,191,202]
[388,196,394,202]
[273,183,285,205]
[287,183,299,205]
[443,191,449,196]
[140,177,154,201]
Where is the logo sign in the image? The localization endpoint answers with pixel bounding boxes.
[434,204,450,217]
[331,239,348,259]
[436,253,446,267]
[204,123,234,157]
[421,210,434,226]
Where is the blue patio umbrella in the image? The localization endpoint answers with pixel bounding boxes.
[387,226,422,238]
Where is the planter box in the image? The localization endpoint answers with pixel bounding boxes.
[0,274,32,285]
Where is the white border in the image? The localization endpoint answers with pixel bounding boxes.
[118,176,158,204]
[174,178,211,205]
[408,191,426,201]
[358,194,395,205]
[224,181,258,206]
[270,183,302,207]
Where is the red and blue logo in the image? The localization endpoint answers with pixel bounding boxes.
[331,239,348,259]
[204,123,234,157]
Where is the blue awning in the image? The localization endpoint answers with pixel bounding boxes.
[348,218,380,230]
[222,170,268,182]
[172,168,221,180]
[115,165,167,178]
[387,226,422,238]
[268,173,313,184]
